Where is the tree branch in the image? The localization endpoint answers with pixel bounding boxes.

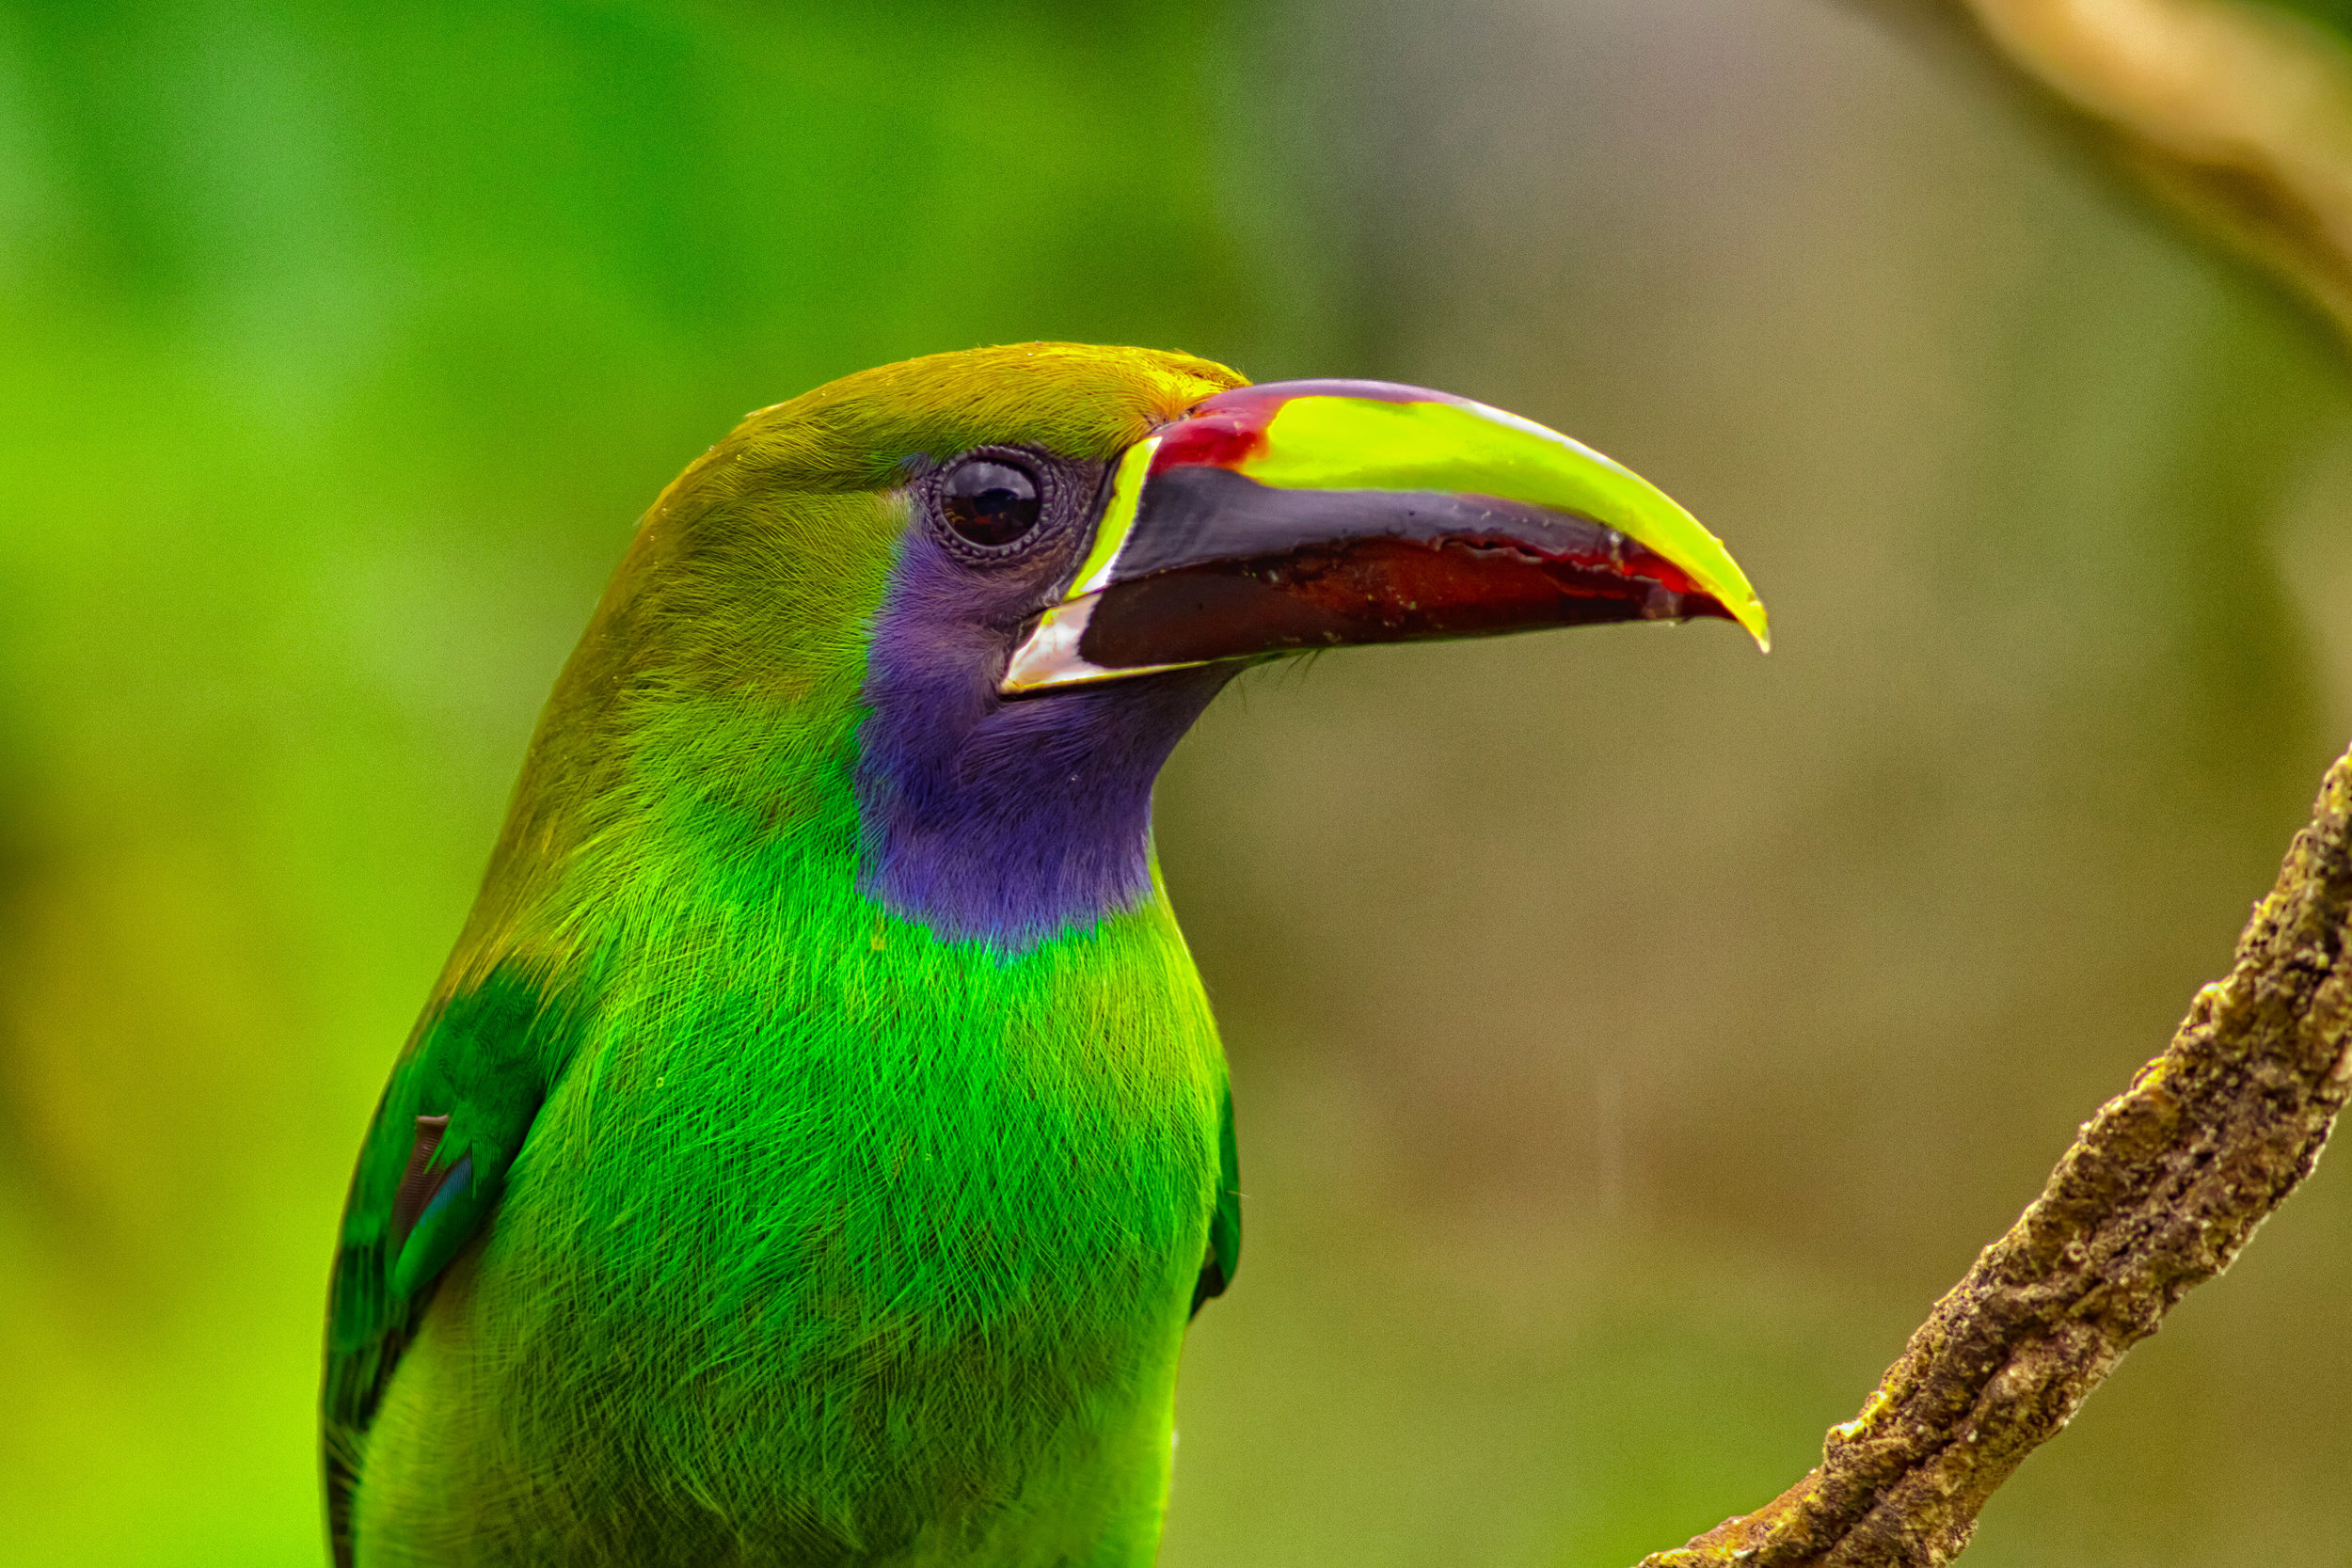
[1633,740,2352,1567]
[1947,0,2352,341]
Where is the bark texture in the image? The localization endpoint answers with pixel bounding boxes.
[1634,741,2352,1568]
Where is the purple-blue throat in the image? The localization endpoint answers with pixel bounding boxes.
[852,515,1235,951]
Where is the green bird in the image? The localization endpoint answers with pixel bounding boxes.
[322,342,1767,1567]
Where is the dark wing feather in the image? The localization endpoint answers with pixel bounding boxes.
[1190,1080,1241,1317]
[321,966,572,1566]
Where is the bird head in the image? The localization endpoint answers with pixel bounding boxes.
[496,343,1765,957]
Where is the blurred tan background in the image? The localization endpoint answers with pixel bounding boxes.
[5,1,2350,1563]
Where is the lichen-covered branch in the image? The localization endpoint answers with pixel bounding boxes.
[1633,741,2352,1568]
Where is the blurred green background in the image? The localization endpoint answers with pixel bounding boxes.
[5,0,2351,1562]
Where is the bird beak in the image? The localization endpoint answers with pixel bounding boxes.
[1001,379,1769,694]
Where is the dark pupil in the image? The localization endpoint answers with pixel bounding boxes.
[943,460,1041,547]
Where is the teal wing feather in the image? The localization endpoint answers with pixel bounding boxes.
[321,966,573,1566]
[1190,1080,1241,1316]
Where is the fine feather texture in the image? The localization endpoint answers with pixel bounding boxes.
[325,345,1250,1565]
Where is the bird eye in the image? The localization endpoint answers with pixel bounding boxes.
[941,457,1043,549]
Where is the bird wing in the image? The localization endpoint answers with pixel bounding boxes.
[321,965,570,1564]
[1191,1079,1241,1316]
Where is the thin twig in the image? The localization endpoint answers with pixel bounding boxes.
[1952,0,2352,342]
[1634,740,2352,1568]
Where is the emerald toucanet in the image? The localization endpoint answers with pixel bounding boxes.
[323,343,1767,1566]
